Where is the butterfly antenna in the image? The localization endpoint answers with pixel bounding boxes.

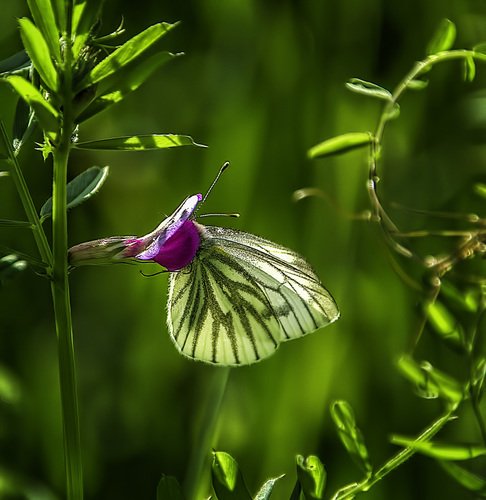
[201,161,230,205]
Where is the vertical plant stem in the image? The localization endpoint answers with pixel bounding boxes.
[51,139,83,500]
[184,367,231,500]
[50,22,83,498]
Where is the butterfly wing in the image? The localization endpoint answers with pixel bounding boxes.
[167,225,339,366]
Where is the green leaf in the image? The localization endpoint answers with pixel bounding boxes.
[426,19,456,55]
[40,166,109,219]
[463,54,476,82]
[0,50,30,75]
[156,475,185,500]
[425,300,465,350]
[397,355,464,404]
[76,22,179,91]
[211,451,252,500]
[72,0,104,58]
[330,400,372,475]
[295,455,326,499]
[12,97,34,152]
[26,0,61,61]
[74,134,206,151]
[0,219,33,229]
[77,51,181,122]
[308,132,372,159]
[406,78,429,90]
[345,78,392,101]
[438,460,486,494]
[3,76,59,139]
[254,475,285,500]
[391,436,486,461]
[440,281,479,313]
[474,183,486,199]
[19,18,58,92]
[473,42,486,55]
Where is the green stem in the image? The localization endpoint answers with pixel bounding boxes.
[331,406,457,500]
[184,367,231,500]
[50,26,83,499]
[0,122,52,267]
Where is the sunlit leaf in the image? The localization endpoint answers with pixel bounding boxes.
[391,436,486,461]
[463,54,476,82]
[75,134,205,151]
[397,356,464,404]
[345,78,392,101]
[330,400,372,475]
[295,455,326,499]
[0,50,30,75]
[26,0,61,61]
[308,132,372,159]
[156,475,185,500]
[474,183,486,199]
[254,475,285,500]
[440,281,479,313]
[40,166,109,219]
[77,51,181,122]
[19,18,58,92]
[76,22,179,91]
[406,78,429,90]
[439,460,486,494]
[426,19,456,55]
[425,300,465,350]
[72,0,104,57]
[3,76,59,139]
[211,451,252,500]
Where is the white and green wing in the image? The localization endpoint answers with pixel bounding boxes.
[167,225,339,366]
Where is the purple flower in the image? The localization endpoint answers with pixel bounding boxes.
[68,194,203,271]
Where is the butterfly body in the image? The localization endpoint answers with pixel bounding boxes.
[165,205,339,366]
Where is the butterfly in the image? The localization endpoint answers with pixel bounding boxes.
[134,166,340,366]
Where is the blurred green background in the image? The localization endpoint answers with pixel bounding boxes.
[1,0,485,499]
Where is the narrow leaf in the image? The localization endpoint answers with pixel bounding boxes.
[211,451,252,500]
[438,460,486,493]
[19,18,58,92]
[4,76,59,138]
[12,98,34,152]
[345,78,392,101]
[77,22,179,91]
[406,79,429,90]
[308,132,372,159]
[26,0,61,61]
[156,475,185,500]
[473,42,486,55]
[72,0,104,57]
[397,355,464,404]
[40,166,109,219]
[425,300,465,349]
[51,0,66,33]
[426,19,456,55]
[77,51,180,122]
[391,436,486,461]
[474,183,486,199]
[330,400,372,475]
[0,50,30,75]
[0,219,33,229]
[254,475,285,500]
[75,134,205,151]
[463,54,476,82]
[296,455,326,499]
[440,281,479,313]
